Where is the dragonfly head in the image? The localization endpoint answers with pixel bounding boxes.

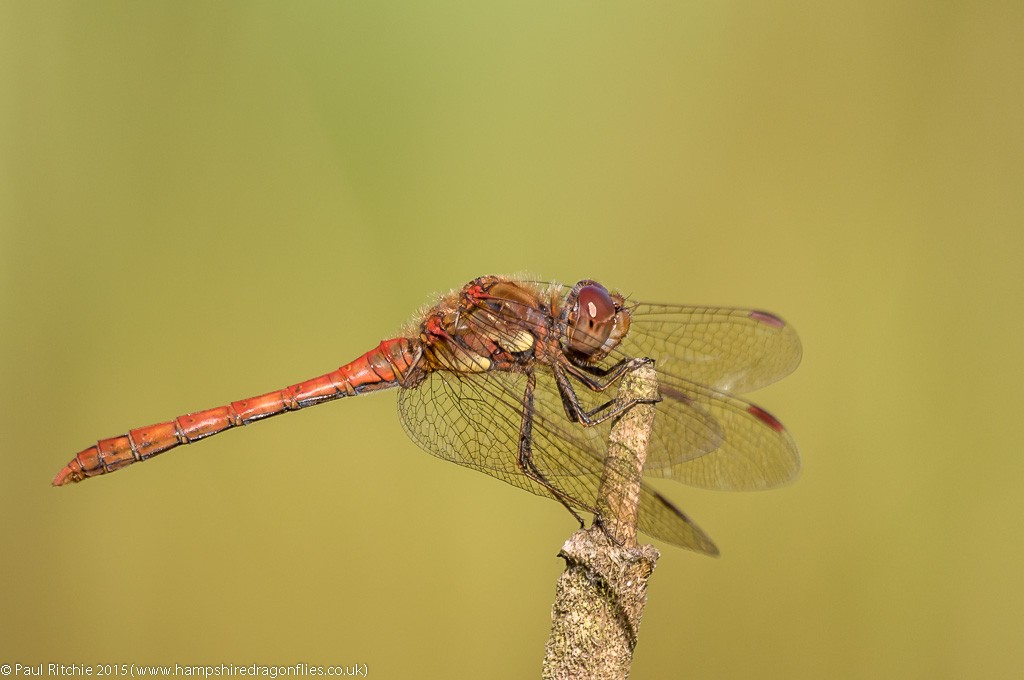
[562,280,631,363]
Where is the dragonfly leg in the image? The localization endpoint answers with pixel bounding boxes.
[517,371,591,527]
[565,356,652,392]
[554,359,661,428]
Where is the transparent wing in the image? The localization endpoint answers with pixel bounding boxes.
[602,303,801,489]
[622,304,802,394]
[397,368,718,554]
[645,375,800,489]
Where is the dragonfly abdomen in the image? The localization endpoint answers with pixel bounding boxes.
[52,338,422,486]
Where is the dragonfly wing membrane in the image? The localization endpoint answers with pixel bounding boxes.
[647,373,800,490]
[398,366,724,552]
[624,304,802,394]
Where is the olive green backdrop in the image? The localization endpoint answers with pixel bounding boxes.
[2,2,1021,678]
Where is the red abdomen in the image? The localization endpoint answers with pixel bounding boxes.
[52,338,421,486]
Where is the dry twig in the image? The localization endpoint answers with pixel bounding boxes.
[542,360,660,680]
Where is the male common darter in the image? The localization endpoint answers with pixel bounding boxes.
[53,276,801,555]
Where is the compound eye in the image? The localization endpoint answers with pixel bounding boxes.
[567,284,616,355]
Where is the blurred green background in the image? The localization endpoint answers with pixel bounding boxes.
[2,2,1021,678]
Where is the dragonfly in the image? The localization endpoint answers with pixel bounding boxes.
[53,276,801,555]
